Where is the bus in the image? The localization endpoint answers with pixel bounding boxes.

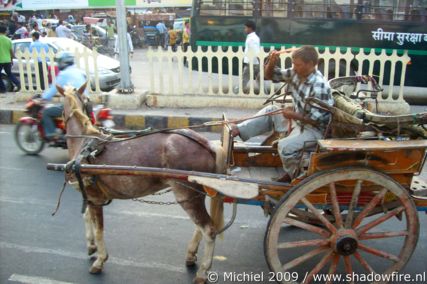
[190,0,427,88]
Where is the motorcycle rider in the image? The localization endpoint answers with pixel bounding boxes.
[41,51,87,140]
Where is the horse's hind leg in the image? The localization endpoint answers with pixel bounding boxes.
[195,225,216,284]
[88,205,108,274]
[172,185,216,284]
[185,227,202,266]
[83,207,97,255]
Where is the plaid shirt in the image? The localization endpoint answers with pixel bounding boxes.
[272,67,334,130]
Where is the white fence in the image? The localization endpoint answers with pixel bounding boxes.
[146,46,410,104]
[16,46,411,107]
[15,48,102,94]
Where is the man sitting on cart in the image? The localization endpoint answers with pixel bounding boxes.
[231,45,334,182]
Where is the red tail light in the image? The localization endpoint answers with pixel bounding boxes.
[97,108,113,120]
[90,112,96,124]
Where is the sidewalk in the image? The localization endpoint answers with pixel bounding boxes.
[0,90,255,131]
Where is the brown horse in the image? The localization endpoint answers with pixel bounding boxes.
[57,83,224,284]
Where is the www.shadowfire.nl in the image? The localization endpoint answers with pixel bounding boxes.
[312,272,426,283]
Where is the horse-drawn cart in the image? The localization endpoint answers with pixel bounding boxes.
[47,77,427,283]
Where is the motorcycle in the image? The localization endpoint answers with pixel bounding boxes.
[15,97,115,155]
[130,26,143,48]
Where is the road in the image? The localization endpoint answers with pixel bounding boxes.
[0,124,426,284]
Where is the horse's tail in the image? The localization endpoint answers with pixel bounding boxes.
[210,196,224,239]
[209,140,226,238]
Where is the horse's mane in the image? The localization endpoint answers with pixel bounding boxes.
[64,86,100,135]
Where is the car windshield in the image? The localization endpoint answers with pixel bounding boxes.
[51,39,92,53]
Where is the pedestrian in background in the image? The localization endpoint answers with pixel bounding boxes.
[30,22,40,37]
[156,21,167,48]
[106,20,116,51]
[236,20,260,93]
[29,31,49,90]
[168,26,177,51]
[55,20,72,38]
[46,23,56,37]
[14,22,28,39]
[114,26,134,61]
[182,21,190,65]
[0,24,20,93]
[7,19,16,36]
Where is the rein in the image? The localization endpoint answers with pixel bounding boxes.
[61,89,109,213]
[56,87,308,214]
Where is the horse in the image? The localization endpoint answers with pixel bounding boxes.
[57,83,224,284]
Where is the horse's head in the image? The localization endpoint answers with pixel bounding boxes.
[57,82,99,135]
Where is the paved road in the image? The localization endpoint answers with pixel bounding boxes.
[0,124,426,284]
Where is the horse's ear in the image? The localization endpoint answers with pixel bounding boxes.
[77,81,88,96]
[56,85,65,96]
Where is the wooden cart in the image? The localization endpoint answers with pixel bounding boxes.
[46,76,427,283]
[48,120,427,283]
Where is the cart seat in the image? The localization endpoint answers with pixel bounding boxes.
[318,139,427,151]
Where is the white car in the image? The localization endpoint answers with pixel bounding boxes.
[11,37,121,92]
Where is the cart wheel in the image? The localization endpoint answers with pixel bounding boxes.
[265,167,419,284]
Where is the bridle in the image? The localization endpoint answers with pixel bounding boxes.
[62,88,93,129]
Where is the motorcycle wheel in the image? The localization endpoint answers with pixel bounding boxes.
[15,122,45,155]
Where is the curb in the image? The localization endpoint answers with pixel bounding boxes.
[117,113,223,132]
[0,108,224,132]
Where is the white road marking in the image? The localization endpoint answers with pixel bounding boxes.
[0,166,29,171]
[0,131,10,134]
[0,197,52,206]
[0,196,266,228]
[1,242,185,274]
[116,210,189,220]
[9,274,75,284]
[0,197,189,221]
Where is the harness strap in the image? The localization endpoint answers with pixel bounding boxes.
[74,154,88,214]
[165,129,216,159]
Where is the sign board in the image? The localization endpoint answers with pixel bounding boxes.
[23,0,88,9]
[1,0,191,10]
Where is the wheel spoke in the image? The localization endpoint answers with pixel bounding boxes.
[290,208,333,224]
[278,239,330,249]
[352,188,388,228]
[345,179,362,228]
[325,254,340,284]
[354,251,375,273]
[358,243,400,262]
[302,197,337,234]
[356,206,405,236]
[329,182,343,228]
[359,230,408,240]
[282,246,330,271]
[343,256,354,284]
[303,251,334,284]
[283,217,330,238]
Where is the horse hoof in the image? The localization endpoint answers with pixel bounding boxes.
[193,277,206,284]
[89,266,102,274]
[88,246,97,256]
[185,256,197,267]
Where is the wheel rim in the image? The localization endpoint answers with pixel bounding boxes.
[265,168,419,284]
[16,124,44,153]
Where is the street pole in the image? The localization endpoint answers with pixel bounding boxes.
[116,0,133,93]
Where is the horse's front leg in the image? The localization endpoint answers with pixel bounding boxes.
[87,205,108,274]
[83,207,97,256]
